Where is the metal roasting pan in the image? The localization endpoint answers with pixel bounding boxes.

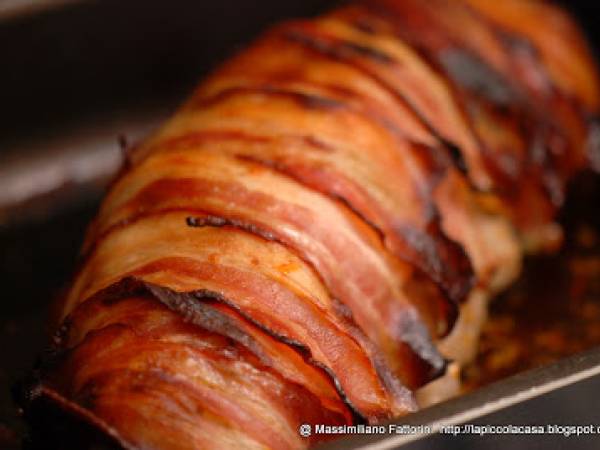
[1,1,600,449]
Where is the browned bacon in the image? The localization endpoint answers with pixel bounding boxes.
[22,1,600,448]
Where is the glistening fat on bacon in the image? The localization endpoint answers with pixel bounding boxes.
[21,1,600,449]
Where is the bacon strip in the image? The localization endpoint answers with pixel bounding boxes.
[342,0,592,248]
[67,213,416,419]
[81,150,450,388]
[137,87,474,304]
[45,290,350,450]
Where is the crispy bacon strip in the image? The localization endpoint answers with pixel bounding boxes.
[68,212,416,419]
[23,1,600,449]
[341,0,594,248]
[49,289,351,450]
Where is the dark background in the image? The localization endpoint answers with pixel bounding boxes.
[1,1,600,449]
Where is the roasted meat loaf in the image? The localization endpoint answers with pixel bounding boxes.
[22,1,600,449]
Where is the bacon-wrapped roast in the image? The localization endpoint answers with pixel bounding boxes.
[22,0,600,449]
